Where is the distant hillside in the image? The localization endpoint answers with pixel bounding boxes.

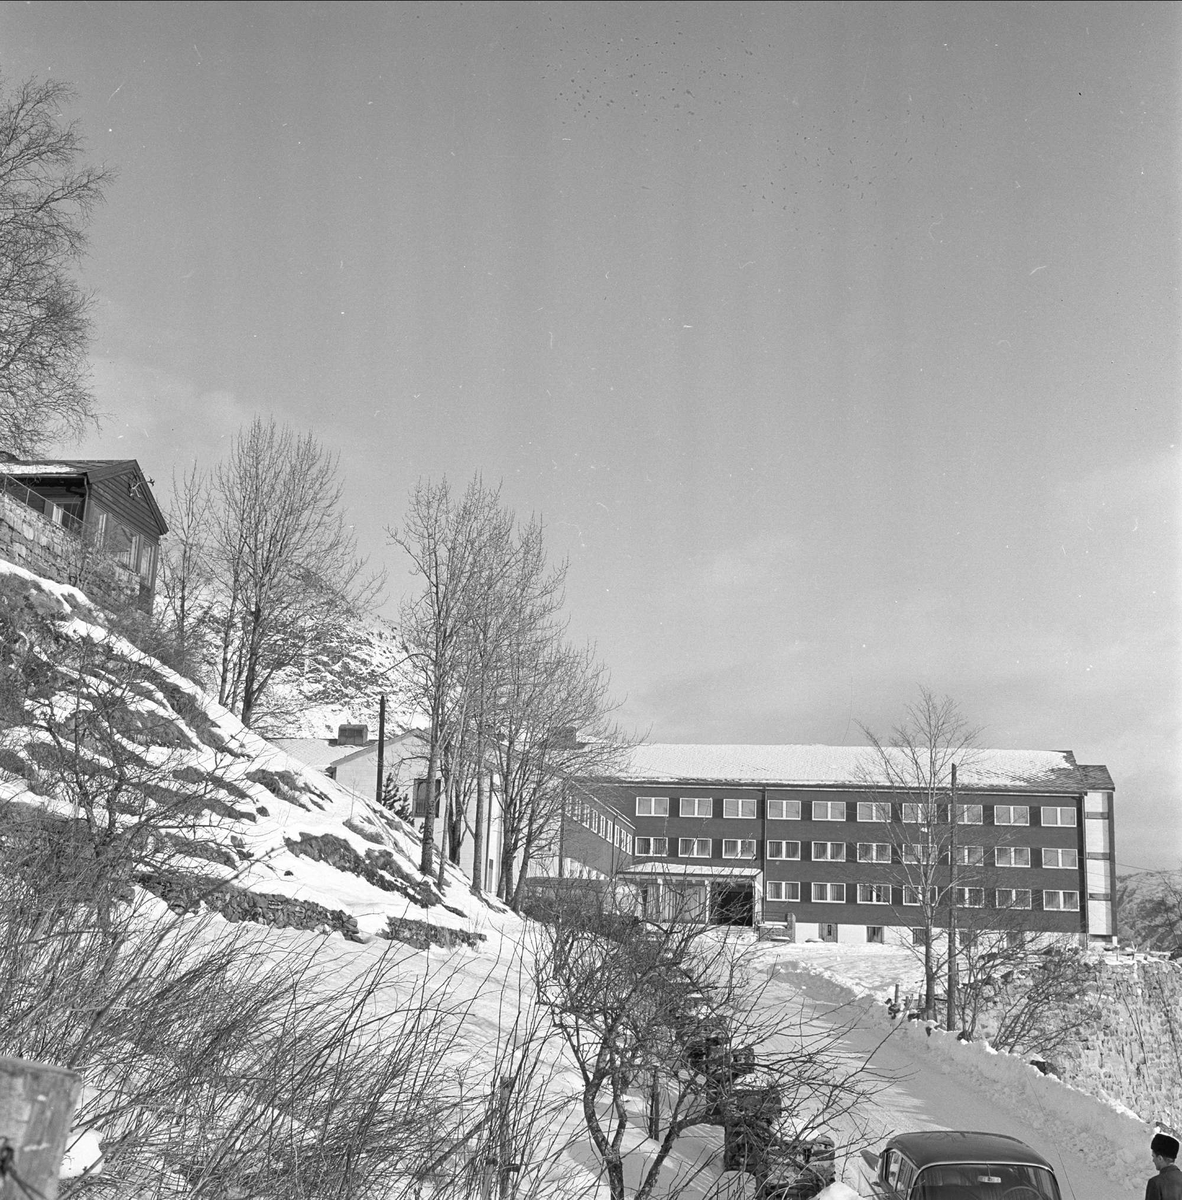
[0,557,487,943]
[1116,868,1182,950]
[251,611,417,739]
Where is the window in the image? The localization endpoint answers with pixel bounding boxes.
[766,881,801,902]
[857,801,892,822]
[767,799,801,820]
[722,838,756,859]
[858,883,891,904]
[903,886,938,906]
[136,541,156,582]
[636,796,668,817]
[634,837,668,857]
[812,882,846,903]
[903,843,938,864]
[857,842,891,863]
[954,845,984,866]
[766,840,801,860]
[680,797,712,818]
[678,838,711,858]
[1043,890,1080,911]
[954,887,985,907]
[954,803,983,825]
[1041,806,1077,827]
[902,803,924,823]
[994,805,1029,826]
[911,927,930,946]
[867,925,885,944]
[1042,847,1078,870]
[811,841,846,862]
[995,888,1032,909]
[995,846,1031,868]
[812,801,846,821]
[413,776,442,818]
[723,797,757,819]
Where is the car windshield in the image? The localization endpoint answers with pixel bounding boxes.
[911,1162,1061,1200]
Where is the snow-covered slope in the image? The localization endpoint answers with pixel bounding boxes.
[0,558,486,940]
[250,612,417,738]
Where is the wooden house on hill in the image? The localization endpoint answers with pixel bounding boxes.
[0,453,169,607]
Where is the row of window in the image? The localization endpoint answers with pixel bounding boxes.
[571,800,631,852]
[633,837,1079,869]
[635,797,1077,826]
[764,882,1080,910]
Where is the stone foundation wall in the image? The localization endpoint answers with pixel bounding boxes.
[137,870,363,941]
[0,489,80,583]
[0,489,145,610]
[382,916,485,951]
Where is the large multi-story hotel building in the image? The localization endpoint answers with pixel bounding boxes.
[570,744,1115,945]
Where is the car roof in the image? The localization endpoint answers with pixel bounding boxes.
[885,1131,1054,1171]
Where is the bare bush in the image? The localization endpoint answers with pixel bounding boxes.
[0,814,478,1200]
[532,890,873,1200]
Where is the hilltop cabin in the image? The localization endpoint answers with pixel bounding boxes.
[0,454,168,609]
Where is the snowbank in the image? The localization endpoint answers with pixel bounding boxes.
[890,1022,1150,1185]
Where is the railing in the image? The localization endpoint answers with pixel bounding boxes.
[0,474,85,535]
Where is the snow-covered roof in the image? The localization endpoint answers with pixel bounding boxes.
[271,729,427,772]
[269,738,361,771]
[601,744,1110,795]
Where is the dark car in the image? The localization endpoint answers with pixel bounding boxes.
[859,1130,1062,1200]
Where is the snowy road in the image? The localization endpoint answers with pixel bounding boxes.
[770,963,1146,1200]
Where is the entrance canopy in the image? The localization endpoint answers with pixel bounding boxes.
[623,862,759,926]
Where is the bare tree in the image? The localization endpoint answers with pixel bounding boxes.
[0,75,111,455]
[154,463,217,683]
[462,513,563,898]
[208,418,382,729]
[492,636,623,909]
[985,937,1100,1060]
[391,478,626,895]
[860,687,981,1022]
[390,477,514,878]
[532,891,872,1200]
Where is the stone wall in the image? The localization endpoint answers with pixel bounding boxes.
[137,870,486,952]
[0,489,143,609]
[0,488,80,583]
[382,915,485,951]
[137,870,364,941]
[1070,959,1182,1128]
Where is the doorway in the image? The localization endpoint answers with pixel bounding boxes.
[711,881,754,927]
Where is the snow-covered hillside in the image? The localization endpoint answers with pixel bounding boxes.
[0,558,483,941]
[1,557,1172,1200]
[251,611,417,739]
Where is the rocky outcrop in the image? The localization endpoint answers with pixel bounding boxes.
[382,916,485,951]
[137,871,363,941]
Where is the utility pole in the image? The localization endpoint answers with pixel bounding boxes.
[946,762,959,1032]
[375,693,386,807]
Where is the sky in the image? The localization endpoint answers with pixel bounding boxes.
[2,2,1178,871]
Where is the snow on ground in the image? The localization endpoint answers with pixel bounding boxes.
[753,939,1154,1200]
[754,940,926,1006]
